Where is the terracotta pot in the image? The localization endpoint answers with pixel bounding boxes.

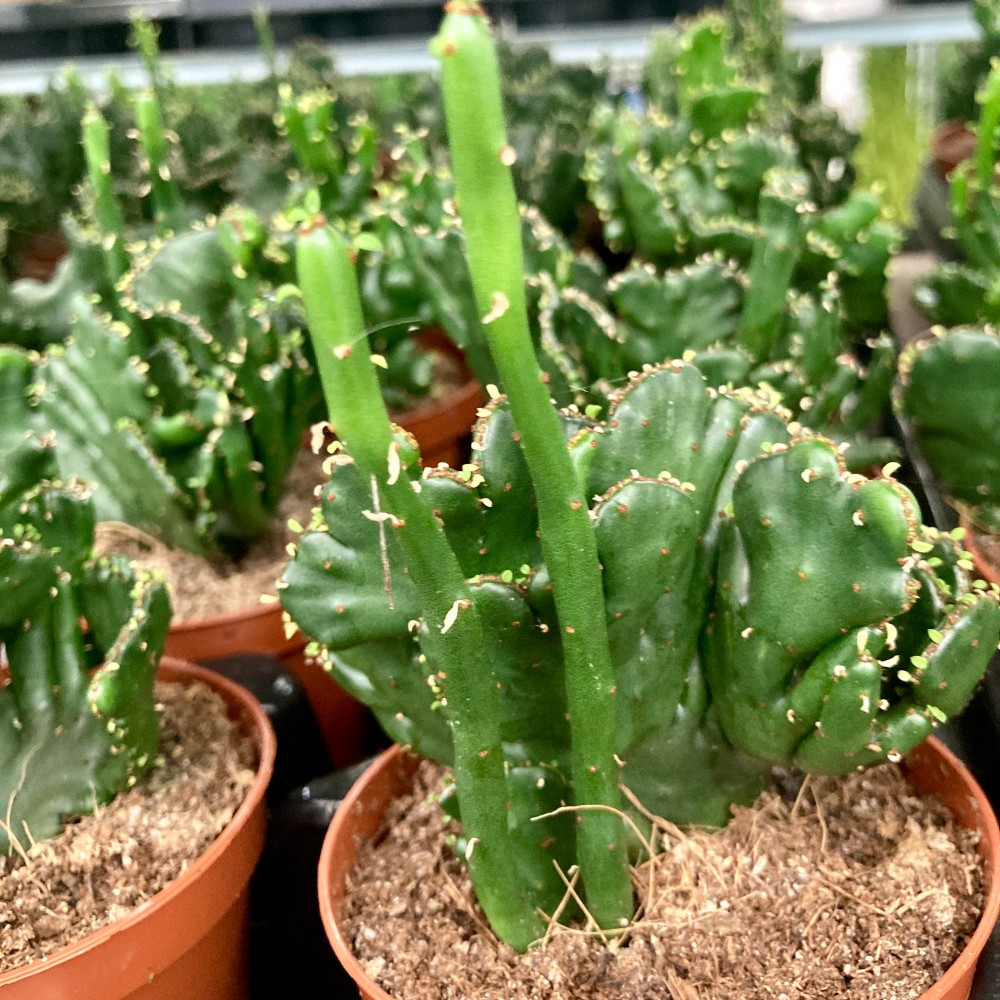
[0,657,276,1000]
[961,516,1000,589]
[318,740,1000,1000]
[393,330,484,469]
[931,120,977,182]
[11,229,68,283]
[164,601,366,770]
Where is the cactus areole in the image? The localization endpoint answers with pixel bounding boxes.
[282,2,1000,954]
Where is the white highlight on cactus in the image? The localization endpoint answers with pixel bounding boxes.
[482,292,510,326]
[386,441,402,486]
[441,598,471,635]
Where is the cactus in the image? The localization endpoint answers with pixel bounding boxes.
[590,16,892,330]
[916,63,1000,327]
[357,113,894,471]
[278,84,377,221]
[280,3,1000,953]
[898,327,1000,535]
[0,428,170,855]
[3,202,320,559]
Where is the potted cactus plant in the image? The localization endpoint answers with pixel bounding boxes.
[279,5,1000,996]
[0,425,275,998]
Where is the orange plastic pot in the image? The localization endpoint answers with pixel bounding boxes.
[961,517,1000,590]
[0,657,276,1000]
[164,601,366,769]
[931,120,977,182]
[11,229,68,283]
[318,740,1000,1000]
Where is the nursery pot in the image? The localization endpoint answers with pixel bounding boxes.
[165,601,366,770]
[961,516,1000,589]
[317,740,1000,1000]
[11,229,68,283]
[393,330,483,469]
[0,657,276,1000]
[931,120,977,182]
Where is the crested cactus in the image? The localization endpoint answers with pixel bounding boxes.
[0,433,170,855]
[280,2,1000,953]
[30,212,318,559]
[897,326,1000,536]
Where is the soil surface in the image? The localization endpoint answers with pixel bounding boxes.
[95,448,325,621]
[0,680,256,972]
[342,761,984,1000]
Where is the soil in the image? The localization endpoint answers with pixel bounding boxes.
[95,448,325,621]
[0,679,256,972]
[342,762,985,1000]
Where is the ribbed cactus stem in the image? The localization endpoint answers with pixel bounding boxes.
[432,2,633,933]
[130,13,167,105]
[81,105,129,285]
[135,89,186,236]
[296,219,546,952]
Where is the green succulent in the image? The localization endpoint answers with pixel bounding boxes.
[898,326,1000,536]
[916,63,1000,327]
[0,427,170,855]
[280,3,1000,955]
[592,16,891,331]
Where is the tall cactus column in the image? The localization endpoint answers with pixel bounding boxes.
[296,221,546,951]
[431,2,634,932]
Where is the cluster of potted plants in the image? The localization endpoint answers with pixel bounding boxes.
[1,0,999,997]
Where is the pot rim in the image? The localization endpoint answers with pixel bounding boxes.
[318,737,1000,1000]
[0,655,276,986]
[168,593,292,635]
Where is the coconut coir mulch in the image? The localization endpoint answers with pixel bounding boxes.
[0,680,256,972]
[342,762,984,1000]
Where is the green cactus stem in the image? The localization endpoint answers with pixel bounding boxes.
[134,89,187,236]
[432,1,633,933]
[898,326,1000,534]
[295,218,546,952]
[81,105,129,288]
[0,466,170,855]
